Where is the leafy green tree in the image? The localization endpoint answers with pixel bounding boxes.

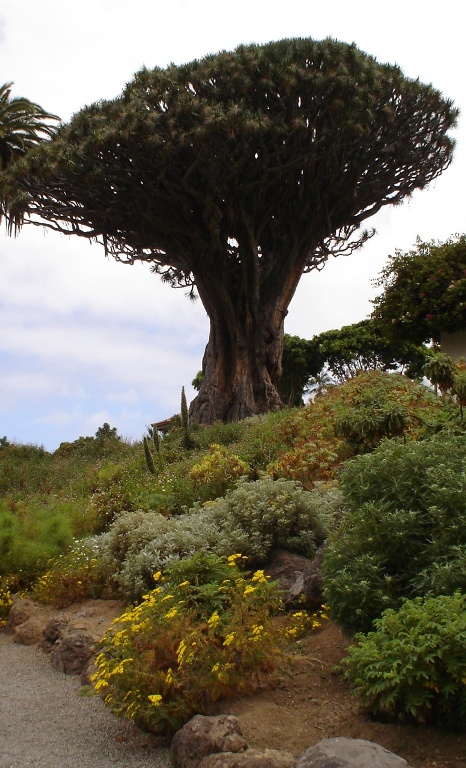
[278,334,324,406]
[422,351,457,395]
[191,371,204,392]
[0,82,58,171]
[2,39,457,423]
[312,319,427,382]
[95,423,120,443]
[278,322,426,406]
[371,235,466,344]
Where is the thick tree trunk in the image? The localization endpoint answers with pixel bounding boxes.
[189,240,308,424]
[190,309,284,424]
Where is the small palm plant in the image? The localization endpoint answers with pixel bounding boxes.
[0,82,59,228]
[0,82,59,170]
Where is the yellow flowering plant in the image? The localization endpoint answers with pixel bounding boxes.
[284,605,330,640]
[187,444,250,501]
[91,553,284,737]
[0,575,15,625]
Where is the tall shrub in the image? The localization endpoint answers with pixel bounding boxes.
[323,431,466,634]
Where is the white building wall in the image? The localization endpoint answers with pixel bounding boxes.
[440,330,466,362]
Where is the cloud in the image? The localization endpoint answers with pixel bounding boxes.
[1,0,464,450]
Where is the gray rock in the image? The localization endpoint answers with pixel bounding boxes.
[50,630,95,675]
[171,715,248,768]
[199,748,296,768]
[296,738,412,768]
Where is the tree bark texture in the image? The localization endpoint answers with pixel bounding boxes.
[189,241,309,423]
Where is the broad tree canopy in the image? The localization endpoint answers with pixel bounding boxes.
[308,319,428,385]
[372,235,466,345]
[1,38,458,422]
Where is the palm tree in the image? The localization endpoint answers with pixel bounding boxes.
[0,82,59,171]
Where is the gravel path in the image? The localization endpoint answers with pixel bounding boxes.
[0,633,171,768]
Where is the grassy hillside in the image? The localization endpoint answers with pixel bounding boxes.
[2,370,466,733]
[0,371,457,600]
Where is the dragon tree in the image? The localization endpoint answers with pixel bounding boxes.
[1,38,457,422]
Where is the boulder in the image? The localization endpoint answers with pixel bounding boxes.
[80,657,98,686]
[171,715,248,768]
[265,547,326,611]
[300,545,327,612]
[13,617,44,645]
[7,597,37,631]
[199,749,296,768]
[50,630,95,675]
[296,738,413,768]
[41,616,69,652]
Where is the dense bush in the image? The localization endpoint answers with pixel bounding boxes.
[344,593,466,730]
[0,442,51,495]
[0,500,75,586]
[97,477,338,601]
[323,431,466,633]
[91,553,284,737]
[113,513,233,601]
[205,476,329,559]
[187,444,250,501]
[264,371,449,488]
[99,510,183,568]
[31,538,114,607]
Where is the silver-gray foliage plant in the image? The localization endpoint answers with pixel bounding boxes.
[94,477,345,601]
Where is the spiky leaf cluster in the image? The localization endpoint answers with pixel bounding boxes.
[0,82,58,171]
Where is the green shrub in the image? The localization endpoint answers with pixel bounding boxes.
[188,444,250,501]
[232,411,298,471]
[91,553,284,738]
[323,432,466,634]
[344,593,466,730]
[190,420,249,450]
[0,502,75,586]
[111,513,231,601]
[263,371,449,487]
[151,458,203,513]
[0,442,51,495]
[100,477,335,602]
[206,477,328,560]
[88,484,133,532]
[97,510,173,569]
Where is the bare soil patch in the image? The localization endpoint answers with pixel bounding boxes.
[212,621,466,768]
[6,600,465,768]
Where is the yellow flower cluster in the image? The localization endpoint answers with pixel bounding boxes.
[285,606,330,640]
[211,661,234,683]
[148,694,163,706]
[0,577,14,625]
[89,554,285,739]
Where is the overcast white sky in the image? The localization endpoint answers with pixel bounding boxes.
[0,0,464,450]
